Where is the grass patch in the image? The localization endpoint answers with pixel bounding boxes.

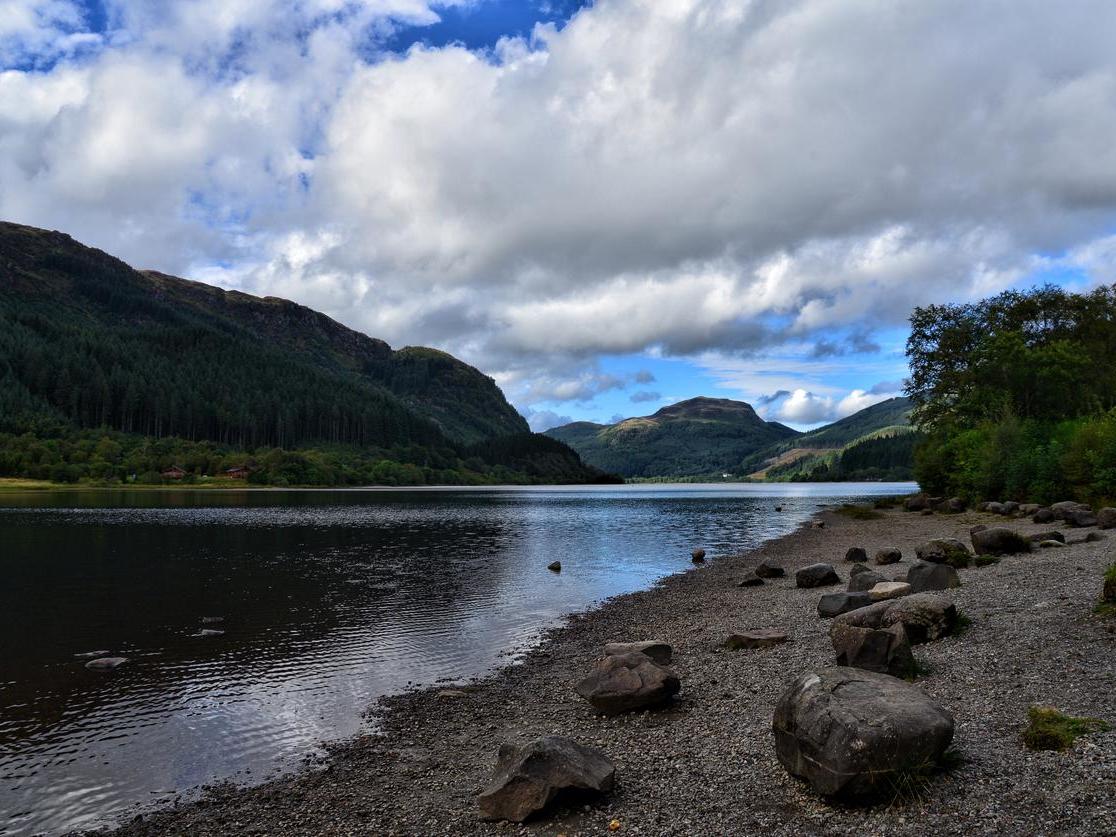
[953,612,973,635]
[836,504,884,520]
[886,747,966,807]
[973,554,1001,568]
[1022,706,1110,751]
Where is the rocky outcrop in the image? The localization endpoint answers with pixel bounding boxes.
[906,561,961,593]
[575,653,681,714]
[773,667,955,799]
[602,641,672,665]
[829,622,915,678]
[796,563,840,588]
[477,737,615,822]
[971,527,1031,556]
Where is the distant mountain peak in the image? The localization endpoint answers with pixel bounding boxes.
[650,396,759,421]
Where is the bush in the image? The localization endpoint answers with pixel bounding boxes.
[1022,706,1109,751]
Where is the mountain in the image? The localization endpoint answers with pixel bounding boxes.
[544,396,801,478]
[0,222,610,485]
[741,397,917,481]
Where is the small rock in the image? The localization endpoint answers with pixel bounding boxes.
[1070,509,1099,528]
[723,629,789,650]
[1051,500,1091,521]
[1019,503,1041,515]
[1032,508,1056,524]
[602,641,672,665]
[904,494,929,512]
[85,657,129,671]
[548,561,562,572]
[985,501,1006,515]
[817,591,873,618]
[738,573,765,587]
[575,653,681,714]
[812,520,826,529]
[1039,540,1066,548]
[754,560,785,578]
[476,737,615,822]
[879,593,959,643]
[869,581,911,601]
[874,547,902,565]
[691,548,706,562]
[844,547,868,563]
[796,563,841,589]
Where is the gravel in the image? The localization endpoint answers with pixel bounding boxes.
[92,508,1116,836]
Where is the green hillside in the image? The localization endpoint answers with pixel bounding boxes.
[0,222,610,486]
[544,397,801,478]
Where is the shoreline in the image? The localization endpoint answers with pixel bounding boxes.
[96,505,1115,836]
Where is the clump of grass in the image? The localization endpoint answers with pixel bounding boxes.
[974,554,1001,568]
[1022,706,1110,751]
[1097,564,1116,617]
[952,612,973,636]
[836,503,883,520]
[885,747,966,807]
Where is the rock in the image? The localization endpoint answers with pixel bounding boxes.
[200,616,225,624]
[906,561,961,593]
[773,667,955,799]
[874,547,902,565]
[192,628,225,637]
[849,563,872,576]
[818,591,873,618]
[985,501,1006,515]
[1039,540,1066,549]
[547,561,562,572]
[829,622,915,678]
[1032,508,1056,523]
[754,560,785,579]
[1002,501,1020,515]
[1051,500,1091,521]
[947,497,966,513]
[1080,531,1107,543]
[796,563,841,588]
[691,548,706,561]
[775,505,783,512]
[738,573,765,587]
[848,569,888,592]
[724,629,789,650]
[878,593,959,643]
[920,508,934,516]
[1069,509,1099,528]
[602,641,672,665]
[476,737,615,822]
[85,657,129,671]
[1029,530,1065,544]
[970,524,987,535]
[1020,504,1041,515]
[903,494,929,512]
[844,547,868,563]
[869,581,911,601]
[812,520,826,529]
[971,527,1031,556]
[1098,508,1116,529]
[914,538,972,567]
[438,689,469,699]
[575,653,681,714]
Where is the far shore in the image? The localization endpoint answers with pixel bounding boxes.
[95,501,1115,836]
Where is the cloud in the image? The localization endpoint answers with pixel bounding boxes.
[629,390,661,403]
[6,0,1116,410]
[633,370,656,384]
[836,389,892,417]
[519,407,573,432]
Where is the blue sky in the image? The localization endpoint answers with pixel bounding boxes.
[4,0,1116,432]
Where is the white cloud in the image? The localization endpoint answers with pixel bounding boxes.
[836,388,894,418]
[5,0,1116,409]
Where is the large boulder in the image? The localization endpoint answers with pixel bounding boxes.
[796,563,841,588]
[1019,503,1041,516]
[914,538,972,568]
[904,494,930,512]
[985,501,1007,515]
[773,668,955,799]
[1098,508,1116,530]
[848,569,888,592]
[834,593,958,644]
[971,527,1031,556]
[829,622,915,678]
[477,737,615,822]
[818,591,873,618]
[602,641,672,665]
[1069,508,1099,528]
[874,547,902,565]
[844,547,868,563]
[1032,507,1056,524]
[754,560,786,579]
[1001,501,1020,515]
[1051,500,1091,521]
[906,561,961,593]
[575,653,681,714]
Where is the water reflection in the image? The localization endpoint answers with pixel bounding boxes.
[0,483,913,835]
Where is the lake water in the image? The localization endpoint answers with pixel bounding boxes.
[0,482,913,835]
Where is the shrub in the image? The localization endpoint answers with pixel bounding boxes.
[1022,706,1109,751]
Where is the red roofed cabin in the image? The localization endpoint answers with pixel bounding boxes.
[225,466,250,479]
[161,466,187,480]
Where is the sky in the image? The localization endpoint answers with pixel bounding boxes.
[3,1,1116,432]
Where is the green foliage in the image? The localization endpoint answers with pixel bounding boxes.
[1099,564,1116,616]
[973,554,1001,567]
[1022,706,1110,751]
[775,430,921,482]
[908,285,1116,503]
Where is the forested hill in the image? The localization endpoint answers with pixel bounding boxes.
[544,397,801,478]
[0,222,608,485]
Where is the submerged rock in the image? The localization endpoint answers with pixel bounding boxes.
[547,561,562,572]
[773,667,955,799]
[477,737,615,822]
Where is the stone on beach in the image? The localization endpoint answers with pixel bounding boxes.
[869,581,911,601]
[829,622,915,678]
[906,560,961,593]
[476,736,615,822]
[874,547,902,565]
[796,563,840,588]
[1069,509,1099,528]
[754,560,785,578]
[1029,530,1065,544]
[738,573,764,587]
[724,629,789,650]
[1040,539,1067,549]
[575,653,681,714]
[971,527,1032,556]
[817,591,873,618]
[914,538,972,567]
[1098,508,1116,529]
[602,641,672,665]
[691,549,706,563]
[844,547,868,563]
[773,667,955,799]
[832,593,958,644]
[84,656,128,671]
[847,569,888,592]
